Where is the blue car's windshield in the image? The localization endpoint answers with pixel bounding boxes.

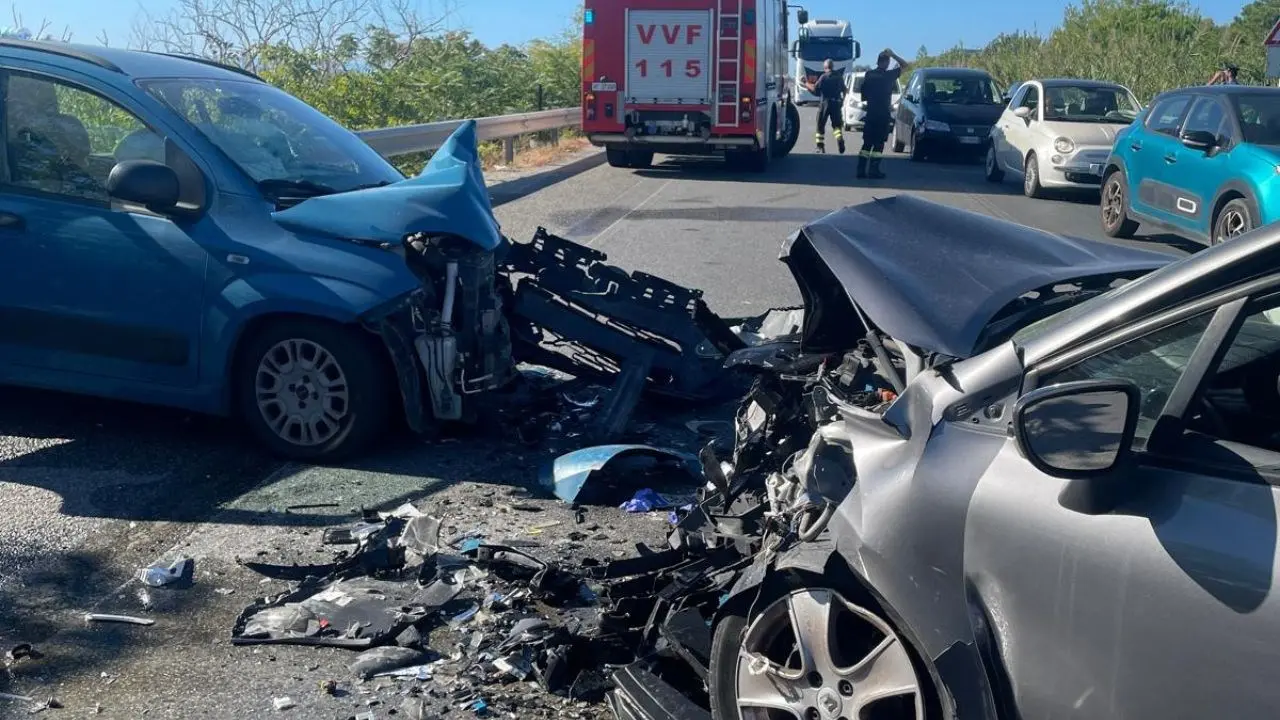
[143,78,404,195]
[1231,93,1280,145]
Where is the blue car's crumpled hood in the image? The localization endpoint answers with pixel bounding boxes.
[271,120,504,251]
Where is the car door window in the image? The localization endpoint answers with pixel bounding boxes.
[1037,311,1215,448]
[1018,85,1039,114]
[1183,97,1226,140]
[1145,95,1192,137]
[3,72,158,203]
[1189,296,1280,451]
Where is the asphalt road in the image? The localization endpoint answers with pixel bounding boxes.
[0,107,1201,718]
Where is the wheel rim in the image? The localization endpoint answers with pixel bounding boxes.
[1219,208,1249,241]
[735,589,925,720]
[1025,158,1037,192]
[986,147,996,175]
[1102,178,1124,229]
[255,338,351,447]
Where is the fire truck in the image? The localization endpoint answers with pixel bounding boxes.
[580,0,804,172]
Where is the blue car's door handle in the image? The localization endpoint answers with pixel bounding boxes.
[1164,153,1177,164]
[1130,142,1142,151]
[0,211,25,230]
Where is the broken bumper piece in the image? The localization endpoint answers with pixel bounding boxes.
[608,664,711,720]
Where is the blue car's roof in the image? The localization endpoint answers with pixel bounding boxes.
[0,39,263,82]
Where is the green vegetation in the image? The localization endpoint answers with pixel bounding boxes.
[912,0,1280,102]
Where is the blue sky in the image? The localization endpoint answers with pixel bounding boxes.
[11,0,1252,54]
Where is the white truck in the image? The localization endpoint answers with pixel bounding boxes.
[791,18,857,105]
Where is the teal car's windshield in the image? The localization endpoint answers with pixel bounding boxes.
[1044,85,1141,123]
[144,78,404,196]
[1231,93,1280,145]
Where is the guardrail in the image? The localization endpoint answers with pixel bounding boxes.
[356,107,580,162]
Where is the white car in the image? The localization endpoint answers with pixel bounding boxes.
[843,70,901,131]
[986,78,1142,198]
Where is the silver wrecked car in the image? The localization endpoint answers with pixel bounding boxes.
[705,194,1280,719]
[987,78,1142,198]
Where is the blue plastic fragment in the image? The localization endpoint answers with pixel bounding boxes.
[471,699,488,714]
[459,537,482,553]
[542,444,703,504]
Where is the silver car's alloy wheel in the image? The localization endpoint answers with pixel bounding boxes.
[254,338,351,447]
[735,589,925,720]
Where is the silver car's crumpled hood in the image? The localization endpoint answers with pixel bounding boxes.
[779,195,1175,359]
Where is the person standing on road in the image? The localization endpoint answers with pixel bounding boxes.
[805,59,846,154]
[857,48,908,179]
[1208,64,1240,85]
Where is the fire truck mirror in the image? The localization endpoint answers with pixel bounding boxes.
[796,8,809,24]
[854,40,861,60]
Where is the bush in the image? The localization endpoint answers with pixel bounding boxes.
[914,0,1280,102]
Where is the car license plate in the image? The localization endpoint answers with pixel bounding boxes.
[1089,163,1102,175]
[959,136,979,144]
[591,82,617,91]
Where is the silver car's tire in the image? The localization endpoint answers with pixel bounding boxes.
[985,145,1004,182]
[236,319,391,461]
[710,585,927,720]
[1023,152,1044,198]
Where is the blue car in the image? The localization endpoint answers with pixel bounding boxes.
[1101,85,1280,244]
[0,39,514,460]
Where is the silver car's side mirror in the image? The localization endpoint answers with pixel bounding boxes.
[1013,379,1140,479]
[1013,106,1033,121]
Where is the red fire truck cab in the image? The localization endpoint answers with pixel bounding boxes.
[581,0,803,172]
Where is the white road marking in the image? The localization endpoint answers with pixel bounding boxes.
[585,178,673,247]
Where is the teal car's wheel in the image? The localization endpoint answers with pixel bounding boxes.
[1100,170,1139,239]
[238,319,391,461]
[1214,198,1254,243]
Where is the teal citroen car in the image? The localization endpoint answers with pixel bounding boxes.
[1101,85,1280,244]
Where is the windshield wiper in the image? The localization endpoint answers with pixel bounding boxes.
[258,178,340,198]
[350,180,393,191]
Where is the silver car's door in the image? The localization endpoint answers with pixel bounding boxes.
[961,292,1280,719]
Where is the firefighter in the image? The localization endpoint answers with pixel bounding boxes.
[857,48,908,179]
[805,59,845,154]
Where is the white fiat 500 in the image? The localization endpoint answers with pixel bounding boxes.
[987,78,1142,198]
[843,70,901,131]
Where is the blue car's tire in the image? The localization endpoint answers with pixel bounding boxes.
[236,318,392,461]
[1213,197,1255,244]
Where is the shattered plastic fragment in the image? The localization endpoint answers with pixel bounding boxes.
[272,696,296,710]
[84,613,154,626]
[543,445,703,505]
[351,646,430,680]
[137,557,194,587]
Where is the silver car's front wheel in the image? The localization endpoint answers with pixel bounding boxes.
[731,588,926,720]
[255,338,351,447]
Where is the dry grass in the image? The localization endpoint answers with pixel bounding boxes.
[479,129,593,171]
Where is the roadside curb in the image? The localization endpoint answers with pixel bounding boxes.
[488,147,607,207]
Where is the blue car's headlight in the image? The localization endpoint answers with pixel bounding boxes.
[923,119,950,132]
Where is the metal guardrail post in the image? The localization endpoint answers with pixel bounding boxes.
[504,138,515,164]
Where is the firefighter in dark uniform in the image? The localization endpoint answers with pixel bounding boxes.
[805,59,845,154]
[857,48,908,179]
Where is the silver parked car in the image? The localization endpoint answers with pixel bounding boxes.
[987,78,1142,197]
[709,194,1280,720]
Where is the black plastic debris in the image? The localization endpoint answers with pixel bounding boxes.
[608,664,711,720]
[233,578,426,648]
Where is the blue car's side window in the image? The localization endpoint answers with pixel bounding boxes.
[1183,98,1227,142]
[2,72,158,205]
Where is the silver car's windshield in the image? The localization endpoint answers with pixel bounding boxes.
[1044,85,1141,123]
[144,77,404,195]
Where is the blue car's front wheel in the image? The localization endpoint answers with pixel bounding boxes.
[1213,198,1255,244]
[237,318,392,461]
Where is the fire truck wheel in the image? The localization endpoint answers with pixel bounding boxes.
[606,148,632,168]
[628,150,654,169]
[774,102,801,157]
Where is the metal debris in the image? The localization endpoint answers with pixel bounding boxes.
[84,613,155,626]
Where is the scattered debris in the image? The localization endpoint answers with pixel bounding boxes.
[542,444,703,505]
[84,613,155,626]
[137,556,195,588]
[350,646,430,680]
[0,692,34,703]
[272,696,296,711]
[4,643,38,664]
